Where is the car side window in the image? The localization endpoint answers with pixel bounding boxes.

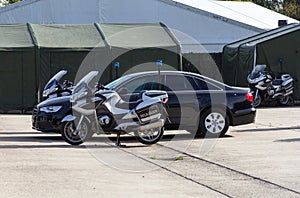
[165,75,198,91]
[193,78,221,90]
[119,75,160,93]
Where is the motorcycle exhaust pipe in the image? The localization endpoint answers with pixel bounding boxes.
[273,93,283,98]
[283,90,293,97]
[138,119,165,131]
[286,87,293,93]
[284,84,293,90]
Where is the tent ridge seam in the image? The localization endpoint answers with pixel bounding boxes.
[94,23,110,47]
[27,23,39,48]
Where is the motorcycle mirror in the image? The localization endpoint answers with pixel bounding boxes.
[118,87,128,95]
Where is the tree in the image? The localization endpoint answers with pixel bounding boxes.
[281,0,300,20]
[0,0,22,6]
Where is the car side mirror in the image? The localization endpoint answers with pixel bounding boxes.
[118,87,128,95]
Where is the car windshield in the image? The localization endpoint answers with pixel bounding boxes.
[105,74,134,90]
[44,70,67,90]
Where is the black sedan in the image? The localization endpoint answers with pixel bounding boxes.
[32,71,255,136]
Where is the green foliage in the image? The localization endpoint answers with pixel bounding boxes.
[280,0,300,20]
[1,0,22,6]
[6,0,21,3]
[175,156,184,160]
[223,0,300,20]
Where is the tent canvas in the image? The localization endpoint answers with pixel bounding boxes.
[30,24,109,95]
[98,23,181,79]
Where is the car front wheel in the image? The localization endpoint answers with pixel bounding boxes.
[198,109,229,137]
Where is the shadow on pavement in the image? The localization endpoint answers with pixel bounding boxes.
[233,126,300,133]
[0,132,233,149]
[274,138,300,143]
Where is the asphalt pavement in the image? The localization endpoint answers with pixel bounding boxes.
[0,107,299,197]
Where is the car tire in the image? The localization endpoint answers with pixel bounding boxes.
[198,108,229,138]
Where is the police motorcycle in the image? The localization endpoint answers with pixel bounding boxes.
[42,70,73,100]
[247,64,294,107]
[61,71,169,146]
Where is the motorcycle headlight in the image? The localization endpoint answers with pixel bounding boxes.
[43,87,58,98]
[40,106,62,113]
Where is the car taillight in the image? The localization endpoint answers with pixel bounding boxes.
[246,92,253,102]
[163,97,169,103]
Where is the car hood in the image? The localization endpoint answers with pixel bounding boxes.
[37,96,71,108]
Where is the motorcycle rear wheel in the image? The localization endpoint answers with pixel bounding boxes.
[279,96,290,105]
[134,127,164,145]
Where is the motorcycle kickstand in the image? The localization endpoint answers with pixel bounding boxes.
[115,133,126,147]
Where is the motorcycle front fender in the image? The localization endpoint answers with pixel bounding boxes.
[61,115,76,123]
[161,104,171,124]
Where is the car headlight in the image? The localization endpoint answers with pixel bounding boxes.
[40,106,62,113]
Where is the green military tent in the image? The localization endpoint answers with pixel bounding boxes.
[97,23,181,79]
[30,24,109,101]
[222,23,300,100]
[0,24,36,113]
[0,23,181,113]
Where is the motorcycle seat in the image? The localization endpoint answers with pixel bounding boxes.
[272,79,283,85]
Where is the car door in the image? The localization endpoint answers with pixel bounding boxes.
[164,74,199,128]
[192,77,224,109]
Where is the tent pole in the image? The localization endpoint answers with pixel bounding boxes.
[160,22,182,71]
[27,23,41,103]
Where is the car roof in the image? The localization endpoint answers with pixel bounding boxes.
[123,70,229,88]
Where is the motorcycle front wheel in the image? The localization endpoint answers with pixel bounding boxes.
[134,127,164,145]
[62,121,92,145]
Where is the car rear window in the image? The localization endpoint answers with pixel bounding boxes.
[165,75,198,91]
[193,77,222,90]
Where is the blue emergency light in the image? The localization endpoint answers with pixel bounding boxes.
[156,60,163,66]
[114,62,120,68]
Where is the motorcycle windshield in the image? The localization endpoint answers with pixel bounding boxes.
[72,71,99,94]
[44,70,67,90]
[249,64,266,79]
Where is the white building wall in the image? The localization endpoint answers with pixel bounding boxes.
[0,0,268,52]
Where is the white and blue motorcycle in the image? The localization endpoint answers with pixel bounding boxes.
[61,71,169,146]
[42,70,73,100]
[247,64,294,107]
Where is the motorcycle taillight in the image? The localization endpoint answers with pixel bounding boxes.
[246,92,254,102]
